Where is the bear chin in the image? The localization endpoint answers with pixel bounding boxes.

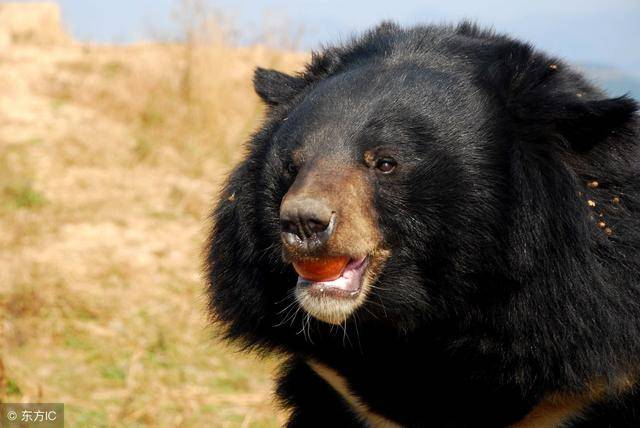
[295,284,368,325]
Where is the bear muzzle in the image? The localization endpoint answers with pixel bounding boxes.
[280,196,336,254]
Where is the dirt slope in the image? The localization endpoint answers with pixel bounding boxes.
[0,21,304,427]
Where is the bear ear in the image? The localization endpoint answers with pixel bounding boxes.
[552,96,638,151]
[482,44,638,151]
[253,67,306,107]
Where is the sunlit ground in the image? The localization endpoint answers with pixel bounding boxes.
[0,9,305,426]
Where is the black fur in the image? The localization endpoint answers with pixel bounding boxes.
[206,22,640,426]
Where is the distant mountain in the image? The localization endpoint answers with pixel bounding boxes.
[578,63,640,100]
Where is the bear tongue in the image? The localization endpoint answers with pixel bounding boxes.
[292,256,350,282]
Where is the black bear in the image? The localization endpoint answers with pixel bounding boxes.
[206,22,640,427]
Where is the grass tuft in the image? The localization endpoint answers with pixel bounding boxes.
[6,379,22,397]
[2,182,47,209]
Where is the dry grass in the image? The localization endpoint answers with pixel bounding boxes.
[0,7,306,426]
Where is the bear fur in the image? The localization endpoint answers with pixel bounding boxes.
[206,22,640,427]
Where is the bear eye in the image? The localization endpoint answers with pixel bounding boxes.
[375,157,397,174]
[285,160,298,176]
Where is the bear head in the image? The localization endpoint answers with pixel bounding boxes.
[206,22,640,376]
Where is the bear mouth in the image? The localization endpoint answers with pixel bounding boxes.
[292,253,385,325]
[295,256,369,299]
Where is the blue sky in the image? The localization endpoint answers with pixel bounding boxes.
[54,0,640,79]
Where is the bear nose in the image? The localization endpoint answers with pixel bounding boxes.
[280,197,335,247]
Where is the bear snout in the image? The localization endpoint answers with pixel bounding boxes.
[280,196,336,252]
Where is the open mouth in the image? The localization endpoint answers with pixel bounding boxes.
[292,255,376,325]
[294,256,369,299]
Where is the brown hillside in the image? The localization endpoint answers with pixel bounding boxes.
[0,3,305,426]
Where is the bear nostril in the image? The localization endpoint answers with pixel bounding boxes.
[306,218,328,234]
[281,219,301,237]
